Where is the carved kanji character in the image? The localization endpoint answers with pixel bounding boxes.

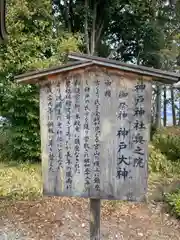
[118,142,127,152]
[118,155,130,165]
[117,168,129,180]
[117,128,129,139]
[133,157,144,168]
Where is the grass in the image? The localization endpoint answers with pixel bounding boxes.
[0,160,178,202]
[0,158,180,218]
[0,161,42,202]
[148,172,180,201]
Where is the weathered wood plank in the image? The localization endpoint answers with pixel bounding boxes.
[40,86,49,195]
[41,67,152,201]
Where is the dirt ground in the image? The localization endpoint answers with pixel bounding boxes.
[0,197,180,240]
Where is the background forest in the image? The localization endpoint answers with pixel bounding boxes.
[1,0,180,218]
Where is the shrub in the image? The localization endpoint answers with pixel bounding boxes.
[0,85,41,162]
[152,127,180,162]
[148,144,172,174]
[165,190,180,218]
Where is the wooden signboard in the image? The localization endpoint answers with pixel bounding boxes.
[16,52,179,239]
[40,67,152,202]
[15,52,179,239]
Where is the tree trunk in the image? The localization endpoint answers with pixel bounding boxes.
[178,96,180,126]
[163,85,167,127]
[151,85,157,124]
[0,0,7,42]
[64,0,71,32]
[155,84,161,128]
[69,0,74,33]
[171,86,176,125]
[85,0,90,54]
[90,2,97,55]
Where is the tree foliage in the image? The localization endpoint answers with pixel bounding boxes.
[0,0,180,161]
[0,0,81,161]
[53,0,180,65]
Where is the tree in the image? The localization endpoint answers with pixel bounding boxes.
[171,86,177,125]
[163,86,167,127]
[0,0,81,161]
[1,0,179,161]
[53,0,180,63]
[53,0,116,56]
[155,84,162,128]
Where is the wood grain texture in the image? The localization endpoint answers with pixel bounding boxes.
[40,66,152,202]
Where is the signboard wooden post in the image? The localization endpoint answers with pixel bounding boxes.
[16,53,179,239]
[90,198,100,239]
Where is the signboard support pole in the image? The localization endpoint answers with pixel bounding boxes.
[90,199,100,240]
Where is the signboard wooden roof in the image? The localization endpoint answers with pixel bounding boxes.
[69,53,180,84]
[15,53,180,84]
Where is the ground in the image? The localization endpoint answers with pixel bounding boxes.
[0,163,180,239]
[0,197,180,240]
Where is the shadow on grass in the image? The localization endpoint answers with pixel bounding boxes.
[0,161,20,168]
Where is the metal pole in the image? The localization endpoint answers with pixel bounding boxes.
[90,199,100,240]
